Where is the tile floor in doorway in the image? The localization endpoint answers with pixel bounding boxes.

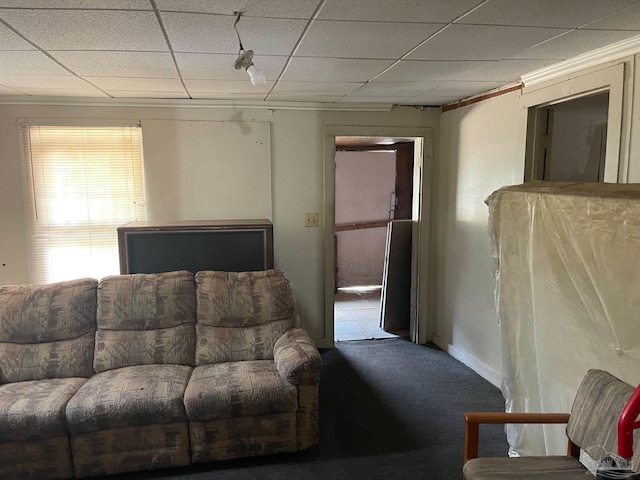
[334,287,401,342]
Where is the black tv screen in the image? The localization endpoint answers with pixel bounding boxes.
[124,230,268,274]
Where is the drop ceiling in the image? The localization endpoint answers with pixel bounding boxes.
[0,0,639,106]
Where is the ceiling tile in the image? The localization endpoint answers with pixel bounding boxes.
[348,81,443,97]
[85,77,186,92]
[51,51,178,78]
[162,12,306,55]
[0,0,151,8]
[156,0,320,19]
[582,4,640,30]
[15,87,109,97]
[427,81,505,96]
[296,20,443,59]
[458,0,640,28]
[0,51,72,75]
[189,92,267,100]
[463,59,559,81]
[318,0,483,23]
[267,94,343,102]
[403,94,463,105]
[272,81,363,96]
[0,23,37,50]
[0,84,25,94]
[0,10,168,51]
[184,79,274,94]
[513,29,640,59]
[0,74,92,89]
[282,58,394,82]
[107,90,190,98]
[175,53,287,80]
[373,60,494,82]
[406,24,568,61]
[337,95,414,103]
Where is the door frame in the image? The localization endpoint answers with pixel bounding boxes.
[322,126,432,348]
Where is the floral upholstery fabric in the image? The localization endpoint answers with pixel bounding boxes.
[0,377,86,442]
[273,327,322,385]
[194,270,299,364]
[0,278,97,382]
[94,271,195,372]
[66,364,192,434]
[184,360,297,422]
[189,413,297,463]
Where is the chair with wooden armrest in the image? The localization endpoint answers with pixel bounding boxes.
[463,369,638,480]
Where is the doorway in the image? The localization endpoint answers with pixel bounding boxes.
[333,137,416,342]
[525,92,610,182]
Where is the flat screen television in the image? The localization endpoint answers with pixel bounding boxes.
[118,220,273,274]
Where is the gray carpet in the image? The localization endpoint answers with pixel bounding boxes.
[98,338,508,479]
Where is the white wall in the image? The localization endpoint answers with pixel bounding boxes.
[0,102,437,348]
[434,91,524,386]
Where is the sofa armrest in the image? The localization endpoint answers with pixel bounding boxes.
[273,328,322,385]
[464,412,573,463]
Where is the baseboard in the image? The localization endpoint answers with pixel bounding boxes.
[431,335,502,390]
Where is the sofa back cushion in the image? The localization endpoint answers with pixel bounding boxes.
[567,369,634,460]
[0,278,97,382]
[94,271,196,372]
[194,270,299,364]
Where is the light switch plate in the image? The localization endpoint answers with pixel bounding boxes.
[304,213,318,227]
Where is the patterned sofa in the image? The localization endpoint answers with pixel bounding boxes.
[0,269,322,479]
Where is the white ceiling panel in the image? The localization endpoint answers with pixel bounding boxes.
[15,87,109,97]
[51,51,178,78]
[162,12,306,55]
[0,1,636,106]
[176,53,287,80]
[374,60,494,82]
[267,94,343,102]
[318,0,483,23]
[184,79,274,94]
[463,59,559,81]
[582,3,640,30]
[296,20,443,59]
[107,90,190,98]
[337,96,412,103]
[0,51,72,75]
[348,82,443,97]
[0,10,168,51]
[0,1,152,8]
[459,0,640,28]
[281,58,394,82]
[156,0,320,19]
[514,30,640,60]
[0,23,37,50]
[85,77,186,92]
[0,84,22,94]
[407,24,567,61]
[0,74,92,89]
[272,81,363,96]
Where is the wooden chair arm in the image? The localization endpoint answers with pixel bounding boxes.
[464,412,575,463]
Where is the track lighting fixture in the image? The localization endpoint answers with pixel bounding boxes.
[232,12,266,86]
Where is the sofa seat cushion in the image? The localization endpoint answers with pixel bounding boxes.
[184,360,297,422]
[0,377,87,442]
[66,364,192,434]
[463,456,588,480]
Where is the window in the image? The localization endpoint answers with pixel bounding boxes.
[23,125,145,284]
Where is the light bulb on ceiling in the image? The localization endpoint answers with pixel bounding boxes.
[232,12,266,86]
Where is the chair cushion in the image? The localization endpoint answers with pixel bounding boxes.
[0,278,97,382]
[0,378,87,441]
[66,364,192,434]
[463,456,588,480]
[194,270,299,364]
[184,360,297,422]
[94,271,195,372]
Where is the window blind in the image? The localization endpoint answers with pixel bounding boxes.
[23,125,145,284]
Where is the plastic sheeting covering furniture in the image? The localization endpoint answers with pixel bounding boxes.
[486,181,640,460]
